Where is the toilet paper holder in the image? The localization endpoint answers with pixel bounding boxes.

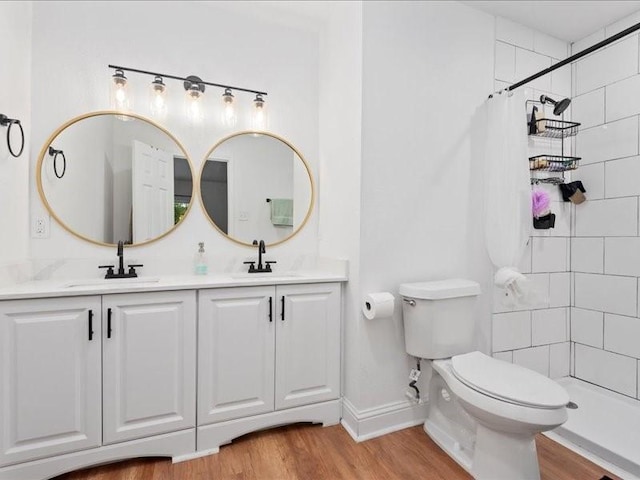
[362,292,395,320]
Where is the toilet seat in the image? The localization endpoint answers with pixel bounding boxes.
[451,351,569,409]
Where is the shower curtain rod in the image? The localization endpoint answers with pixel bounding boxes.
[496,21,640,94]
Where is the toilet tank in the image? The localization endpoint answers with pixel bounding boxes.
[400,279,481,359]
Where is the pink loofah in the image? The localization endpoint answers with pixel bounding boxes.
[532,188,550,218]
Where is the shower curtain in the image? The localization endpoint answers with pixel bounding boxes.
[482,89,532,306]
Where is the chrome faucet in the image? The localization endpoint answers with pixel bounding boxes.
[244,239,276,273]
[99,240,143,279]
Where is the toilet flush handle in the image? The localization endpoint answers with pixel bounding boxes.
[403,298,416,307]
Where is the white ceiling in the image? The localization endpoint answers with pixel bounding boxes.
[209,1,640,43]
[464,1,640,43]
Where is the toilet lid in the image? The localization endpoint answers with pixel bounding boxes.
[451,351,570,409]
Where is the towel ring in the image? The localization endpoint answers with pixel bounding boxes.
[49,146,66,179]
[0,114,25,158]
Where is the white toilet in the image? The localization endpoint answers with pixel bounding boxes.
[400,279,569,480]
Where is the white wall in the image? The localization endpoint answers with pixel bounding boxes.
[211,135,295,243]
[317,2,363,410]
[0,1,31,270]
[490,17,572,379]
[353,1,495,412]
[28,1,319,273]
[571,11,640,401]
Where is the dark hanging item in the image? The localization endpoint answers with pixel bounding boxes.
[559,181,586,204]
[533,213,556,229]
[528,106,538,135]
[0,114,24,158]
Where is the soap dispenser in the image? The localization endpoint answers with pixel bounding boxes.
[194,242,208,275]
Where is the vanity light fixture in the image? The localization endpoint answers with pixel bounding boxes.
[221,88,237,128]
[0,113,24,158]
[108,64,268,127]
[110,69,132,114]
[184,76,205,124]
[251,93,268,130]
[149,76,167,119]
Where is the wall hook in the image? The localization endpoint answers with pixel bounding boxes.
[48,146,66,178]
[0,114,24,158]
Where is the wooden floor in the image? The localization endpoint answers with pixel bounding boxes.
[55,424,620,480]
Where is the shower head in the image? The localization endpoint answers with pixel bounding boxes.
[540,95,571,116]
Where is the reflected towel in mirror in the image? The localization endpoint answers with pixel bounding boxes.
[270,198,293,226]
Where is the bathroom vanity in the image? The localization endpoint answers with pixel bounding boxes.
[1,105,333,480]
[0,273,345,480]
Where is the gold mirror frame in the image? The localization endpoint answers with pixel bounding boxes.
[36,110,195,248]
[199,131,315,247]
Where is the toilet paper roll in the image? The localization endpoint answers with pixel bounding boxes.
[362,292,395,320]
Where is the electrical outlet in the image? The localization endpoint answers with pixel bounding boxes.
[32,215,50,239]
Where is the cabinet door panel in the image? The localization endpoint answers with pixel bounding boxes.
[0,296,102,467]
[198,287,275,425]
[103,291,196,445]
[275,283,341,410]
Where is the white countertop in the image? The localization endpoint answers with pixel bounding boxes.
[0,271,348,301]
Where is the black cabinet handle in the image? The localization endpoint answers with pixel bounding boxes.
[269,296,273,322]
[281,296,285,321]
[107,308,113,338]
[88,309,94,341]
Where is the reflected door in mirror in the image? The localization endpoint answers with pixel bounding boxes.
[132,140,174,243]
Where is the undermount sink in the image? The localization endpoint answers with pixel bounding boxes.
[63,277,161,288]
[230,272,302,280]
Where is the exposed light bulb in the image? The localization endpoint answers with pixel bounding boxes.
[221,88,237,128]
[149,76,167,119]
[251,94,268,130]
[110,69,132,118]
[185,82,204,124]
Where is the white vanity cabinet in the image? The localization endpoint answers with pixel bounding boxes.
[0,277,343,479]
[102,291,196,444]
[0,290,196,472]
[0,296,102,467]
[275,283,341,410]
[198,282,341,439]
[198,286,276,424]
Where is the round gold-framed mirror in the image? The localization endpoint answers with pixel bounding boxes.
[199,131,315,247]
[37,111,195,247]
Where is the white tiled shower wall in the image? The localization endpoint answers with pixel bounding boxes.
[490,17,572,379]
[571,12,640,401]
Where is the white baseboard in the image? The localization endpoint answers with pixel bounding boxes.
[172,447,218,463]
[341,397,428,442]
[198,400,342,453]
[0,429,195,480]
